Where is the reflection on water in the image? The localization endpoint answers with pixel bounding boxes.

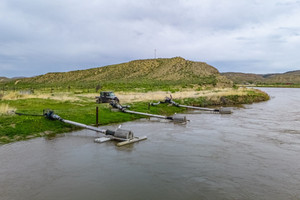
[0,88,300,200]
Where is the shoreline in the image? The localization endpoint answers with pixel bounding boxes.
[0,87,270,144]
[238,84,300,88]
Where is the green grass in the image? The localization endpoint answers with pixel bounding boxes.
[0,98,185,143]
[223,89,270,105]
[0,88,270,144]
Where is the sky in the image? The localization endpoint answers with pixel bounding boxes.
[1,0,300,77]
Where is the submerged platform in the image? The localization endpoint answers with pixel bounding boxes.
[94,136,147,147]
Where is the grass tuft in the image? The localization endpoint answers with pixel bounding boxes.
[0,104,16,115]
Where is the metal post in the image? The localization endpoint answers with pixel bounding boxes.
[96,106,99,126]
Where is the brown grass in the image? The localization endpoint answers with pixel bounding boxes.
[116,88,250,103]
[0,87,254,104]
[1,91,82,102]
[16,57,232,86]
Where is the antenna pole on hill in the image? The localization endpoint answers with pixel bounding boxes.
[154,49,157,59]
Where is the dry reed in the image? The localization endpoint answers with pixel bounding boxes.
[0,104,16,115]
[0,87,251,104]
[116,88,249,103]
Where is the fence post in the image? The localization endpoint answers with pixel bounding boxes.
[96,106,99,126]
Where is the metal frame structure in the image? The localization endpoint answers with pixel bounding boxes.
[150,96,232,114]
[109,101,188,123]
[43,109,147,146]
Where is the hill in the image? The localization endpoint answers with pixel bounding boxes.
[222,70,300,85]
[264,70,300,84]
[2,57,232,91]
[0,77,27,83]
[221,73,264,84]
[0,77,9,83]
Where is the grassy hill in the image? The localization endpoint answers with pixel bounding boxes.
[222,70,300,86]
[0,77,9,83]
[221,73,264,84]
[264,70,300,84]
[1,57,232,91]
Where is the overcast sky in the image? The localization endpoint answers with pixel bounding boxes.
[1,0,300,77]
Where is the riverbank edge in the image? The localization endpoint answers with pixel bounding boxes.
[0,88,270,144]
[238,84,300,88]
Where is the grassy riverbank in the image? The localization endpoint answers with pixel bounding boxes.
[0,88,269,144]
[256,84,300,88]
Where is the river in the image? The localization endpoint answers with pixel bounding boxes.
[0,88,299,200]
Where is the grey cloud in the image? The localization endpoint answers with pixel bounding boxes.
[1,0,300,77]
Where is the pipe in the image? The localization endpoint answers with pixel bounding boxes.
[43,109,134,140]
[176,104,232,114]
[110,101,187,123]
[124,109,187,123]
[123,109,169,120]
[151,97,232,114]
[176,104,216,111]
[62,119,106,133]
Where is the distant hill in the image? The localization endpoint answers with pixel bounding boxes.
[0,76,27,85]
[222,70,300,85]
[264,70,300,84]
[0,77,10,83]
[221,73,264,84]
[3,57,233,90]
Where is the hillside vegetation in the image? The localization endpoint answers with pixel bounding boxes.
[1,57,232,91]
[0,77,9,83]
[223,70,300,86]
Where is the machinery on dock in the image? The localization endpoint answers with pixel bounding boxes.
[109,100,187,123]
[150,96,232,114]
[43,109,147,146]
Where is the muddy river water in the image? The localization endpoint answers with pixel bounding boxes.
[1,88,300,200]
